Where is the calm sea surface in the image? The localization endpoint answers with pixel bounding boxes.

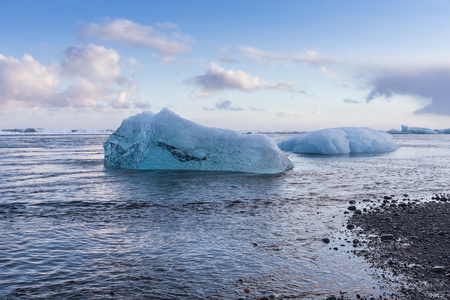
[1,133,449,299]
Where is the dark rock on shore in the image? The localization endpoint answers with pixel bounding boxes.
[432,193,450,201]
[348,198,450,299]
[379,234,394,242]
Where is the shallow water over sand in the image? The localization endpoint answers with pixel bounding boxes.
[1,133,449,299]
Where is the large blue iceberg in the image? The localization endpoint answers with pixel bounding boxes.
[104,108,293,174]
[278,127,398,155]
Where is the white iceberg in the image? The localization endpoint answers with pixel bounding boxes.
[278,127,398,155]
[401,125,437,134]
[103,108,293,174]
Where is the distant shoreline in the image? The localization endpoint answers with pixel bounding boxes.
[0,128,113,135]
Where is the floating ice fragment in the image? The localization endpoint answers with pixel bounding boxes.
[278,127,398,155]
[401,125,437,134]
[438,128,450,134]
[103,108,293,174]
[386,128,403,134]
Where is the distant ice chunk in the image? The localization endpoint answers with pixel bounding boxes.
[401,125,437,134]
[278,127,398,155]
[0,128,113,135]
[386,128,403,134]
[104,108,293,174]
[438,128,450,134]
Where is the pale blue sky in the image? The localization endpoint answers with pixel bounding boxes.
[1,0,450,131]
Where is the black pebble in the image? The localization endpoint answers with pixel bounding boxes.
[380,234,394,241]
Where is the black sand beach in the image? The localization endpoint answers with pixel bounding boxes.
[344,194,450,300]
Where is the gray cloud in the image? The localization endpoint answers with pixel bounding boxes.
[366,67,450,116]
[212,100,243,111]
[343,98,361,104]
[218,54,238,64]
[215,100,243,111]
[187,62,295,97]
[133,98,152,109]
[78,19,191,56]
[203,100,264,112]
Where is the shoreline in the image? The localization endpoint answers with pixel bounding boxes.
[344,194,450,299]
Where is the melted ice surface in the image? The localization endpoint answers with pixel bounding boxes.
[104,108,293,174]
[278,127,398,155]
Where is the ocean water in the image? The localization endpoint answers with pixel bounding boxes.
[0,133,449,299]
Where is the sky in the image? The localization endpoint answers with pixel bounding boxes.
[1,0,450,131]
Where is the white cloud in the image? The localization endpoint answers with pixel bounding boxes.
[0,53,60,107]
[78,19,191,56]
[62,78,112,108]
[112,85,135,109]
[237,46,341,67]
[59,45,137,109]
[366,66,450,116]
[0,45,141,111]
[61,44,123,83]
[186,62,295,97]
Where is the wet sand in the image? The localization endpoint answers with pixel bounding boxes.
[346,194,450,299]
